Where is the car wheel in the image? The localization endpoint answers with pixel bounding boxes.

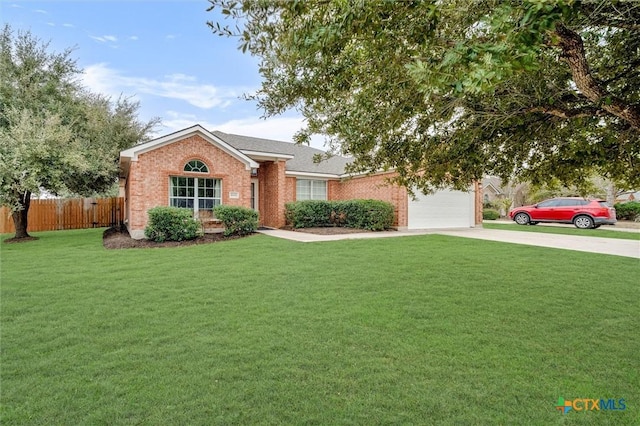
[593,224,601,229]
[514,212,530,225]
[574,215,594,229]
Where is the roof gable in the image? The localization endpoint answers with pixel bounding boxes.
[213,131,352,176]
[120,125,259,170]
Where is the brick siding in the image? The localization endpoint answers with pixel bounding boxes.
[333,172,408,227]
[125,135,251,237]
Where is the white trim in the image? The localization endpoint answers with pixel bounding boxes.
[120,125,259,170]
[285,171,340,179]
[240,150,295,162]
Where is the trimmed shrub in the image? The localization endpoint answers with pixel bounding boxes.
[483,209,500,220]
[285,199,394,231]
[285,200,333,228]
[614,201,640,221]
[144,207,201,242]
[338,199,394,231]
[213,205,258,236]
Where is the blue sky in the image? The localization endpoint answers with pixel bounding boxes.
[3,1,321,146]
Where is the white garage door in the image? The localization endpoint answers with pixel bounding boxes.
[408,188,475,229]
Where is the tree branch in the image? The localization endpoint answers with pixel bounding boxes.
[554,23,640,129]
[527,106,603,119]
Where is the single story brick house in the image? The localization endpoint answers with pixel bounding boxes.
[119,125,482,239]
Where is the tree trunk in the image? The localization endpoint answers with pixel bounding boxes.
[11,191,32,239]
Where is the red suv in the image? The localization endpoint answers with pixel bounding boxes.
[508,197,617,229]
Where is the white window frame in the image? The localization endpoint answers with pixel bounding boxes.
[296,179,327,200]
[169,176,222,218]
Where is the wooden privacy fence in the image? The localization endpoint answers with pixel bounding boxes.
[1,197,124,234]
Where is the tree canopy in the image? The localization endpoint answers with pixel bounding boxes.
[0,25,158,238]
[207,0,640,193]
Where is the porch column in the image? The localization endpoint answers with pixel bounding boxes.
[260,160,287,228]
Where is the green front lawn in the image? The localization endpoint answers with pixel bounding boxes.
[484,221,640,240]
[2,229,638,424]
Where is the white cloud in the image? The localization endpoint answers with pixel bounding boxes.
[160,112,326,149]
[34,9,47,14]
[63,23,74,28]
[82,63,245,109]
[90,35,118,43]
[129,36,138,41]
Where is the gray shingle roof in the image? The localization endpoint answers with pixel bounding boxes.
[212,131,352,176]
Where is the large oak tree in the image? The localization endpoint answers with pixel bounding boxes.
[207,0,639,193]
[0,25,158,239]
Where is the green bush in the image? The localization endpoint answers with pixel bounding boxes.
[285,200,333,228]
[285,199,394,231]
[144,207,201,242]
[213,205,258,236]
[338,199,394,231]
[614,201,640,221]
[483,209,500,220]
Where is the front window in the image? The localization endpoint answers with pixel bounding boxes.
[297,179,327,200]
[170,176,221,218]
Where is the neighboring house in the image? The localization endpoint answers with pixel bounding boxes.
[482,176,503,205]
[481,176,530,213]
[119,125,481,239]
[616,191,640,203]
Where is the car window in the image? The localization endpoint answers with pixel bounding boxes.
[538,199,560,207]
[558,199,585,206]
[598,201,611,208]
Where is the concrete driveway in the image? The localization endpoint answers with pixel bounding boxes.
[258,227,640,259]
[436,228,639,259]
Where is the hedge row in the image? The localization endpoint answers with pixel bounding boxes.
[285,199,394,231]
[614,201,640,221]
[144,205,259,242]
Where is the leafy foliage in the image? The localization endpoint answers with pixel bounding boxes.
[285,199,394,231]
[207,0,640,192]
[213,205,258,236]
[483,209,500,220]
[0,25,157,238]
[614,202,640,222]
[285,201,333,228]
[144,207,201,242]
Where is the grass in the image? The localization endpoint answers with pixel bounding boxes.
[483,221,640,240]
[1,229,638,425]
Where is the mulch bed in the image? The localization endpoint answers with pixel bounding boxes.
[102,227,243,249]
[103,226,377,249]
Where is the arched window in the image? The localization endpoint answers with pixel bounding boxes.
[184,160,209,173]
